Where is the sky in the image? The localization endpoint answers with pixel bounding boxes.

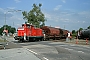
[0,0,90,31]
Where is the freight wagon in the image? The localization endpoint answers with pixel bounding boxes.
[41,26,71,40]
[80,29,90,39]
[41,26,61,40]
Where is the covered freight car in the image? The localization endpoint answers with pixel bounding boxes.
[41,26,63,40]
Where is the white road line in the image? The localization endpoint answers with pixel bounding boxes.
[26,49,49,60]
[26,49,38,55]
[78,51,84,53]
[43,57,49,60]
[64,48,84,53]
[60,45,67,46]
[68,49,73,50]
[65,48,69,50]
[29,50,38,55]
[65,48,73,50]
[70,44,75,46]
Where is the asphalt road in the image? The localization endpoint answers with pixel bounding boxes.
[5,37,90,60]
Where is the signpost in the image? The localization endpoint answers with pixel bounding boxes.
[3,32,7,49]
[0,32,8,49]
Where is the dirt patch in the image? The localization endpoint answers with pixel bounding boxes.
[0,46,10,50]
[51,39,66,42]
[51,39,90,45]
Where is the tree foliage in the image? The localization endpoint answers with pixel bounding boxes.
[72,30,76,34]
[0,25,16,35]
[87,26,90,29]
[22,3,46,28]
[79,28,83,31]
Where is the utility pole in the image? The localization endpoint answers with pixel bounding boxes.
[64,25,65,29]
[4,9,21,28]
[4,13,6,30]
[13,22,14,27]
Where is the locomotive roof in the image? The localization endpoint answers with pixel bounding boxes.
[22,23,34,26]
[41,26,61,32]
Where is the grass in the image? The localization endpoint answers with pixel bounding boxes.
[0,39,8,42]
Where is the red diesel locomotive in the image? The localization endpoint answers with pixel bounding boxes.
[14,23,44,42]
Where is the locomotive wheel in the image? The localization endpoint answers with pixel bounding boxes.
[41,38,44,41]
[36,38,40,41]
[18,39,24,43]
[18,40,21,43]
[43,38,46,41]
[21,39,24,42]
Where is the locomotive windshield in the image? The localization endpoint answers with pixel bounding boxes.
[26,24,30,28]
[22,24,30,28]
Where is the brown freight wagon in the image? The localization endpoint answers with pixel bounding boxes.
[41,26,63,40]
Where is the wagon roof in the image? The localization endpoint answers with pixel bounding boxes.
[41,26,60,31]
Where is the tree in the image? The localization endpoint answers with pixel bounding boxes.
[87,26,90,29]
[22,3,46,28]
[0,25,16,35]
[0,27,4,35]
[79,28,83,31]
[9,27,16,34]
[72,30,76,34]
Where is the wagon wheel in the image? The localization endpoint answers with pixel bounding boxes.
[46,35,50,41]
[41,37,44,41]
[53,35,56,40]
[89,35,90,40]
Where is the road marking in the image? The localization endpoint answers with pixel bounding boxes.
[70,44,75,46]
[78,51,84,53]
[43,57,49,60]
[60,45,67,46]
[26,49,49,60]
[65,48,69,49]
[68,49,73,50]
[65,48,73,50]
[64,48,85,53]
[26,49,38,55]
[29,50,38,55]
